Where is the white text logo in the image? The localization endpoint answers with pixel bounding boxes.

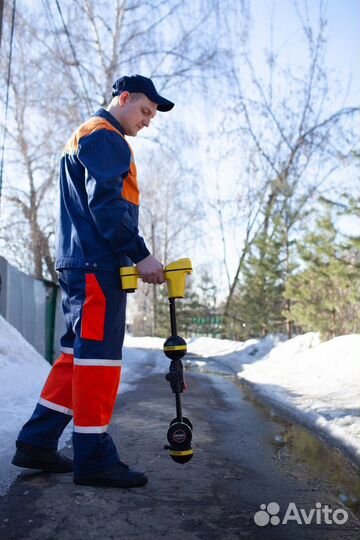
[254,501,348,527]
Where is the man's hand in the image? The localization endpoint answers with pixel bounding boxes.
[136,255,165,284]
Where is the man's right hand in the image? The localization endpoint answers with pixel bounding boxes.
[136,255,165,284]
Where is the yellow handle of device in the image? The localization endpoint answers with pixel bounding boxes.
[120,258,193,298]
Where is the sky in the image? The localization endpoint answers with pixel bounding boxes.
[319,0,359,95]
[249,0,360,96]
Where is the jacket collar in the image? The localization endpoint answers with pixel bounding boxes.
[94,108,126,136]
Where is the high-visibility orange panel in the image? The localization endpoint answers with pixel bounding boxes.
[81,274,106,341]
[63,118,122,155]
[122,160,140,205]
[41,353,74,410]
[72,365,121,427]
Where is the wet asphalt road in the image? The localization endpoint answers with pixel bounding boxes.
[1,350,360,539]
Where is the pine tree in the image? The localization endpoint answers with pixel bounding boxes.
[232,227,286,339]
[285,212,360,338]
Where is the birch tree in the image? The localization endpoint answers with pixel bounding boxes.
[217,2,360,337]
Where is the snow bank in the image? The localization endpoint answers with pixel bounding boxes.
[123,334,165,350]
[0,315,54,494]
[0,315,51,447]
[124,333,286,369]
[239,333,360,460]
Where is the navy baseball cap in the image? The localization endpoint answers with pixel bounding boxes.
[112,75,174,112]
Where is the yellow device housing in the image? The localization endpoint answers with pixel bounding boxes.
[164,258,192,299]
[119,266,140,292]
[120,258,192,298]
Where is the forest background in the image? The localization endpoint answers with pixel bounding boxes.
[0,0,359,341]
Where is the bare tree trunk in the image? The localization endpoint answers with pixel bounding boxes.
[0,0,4,48]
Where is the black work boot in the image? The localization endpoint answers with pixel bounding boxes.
[11,441,73,473]
[74,461,148,488]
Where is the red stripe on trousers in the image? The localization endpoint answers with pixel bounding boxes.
[72,365,121,427]
[81,274,106,341]
[41,353,73,410]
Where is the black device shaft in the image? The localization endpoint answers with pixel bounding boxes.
[169,298,183,422]
[175,391,183,421]
[169,298,177,336]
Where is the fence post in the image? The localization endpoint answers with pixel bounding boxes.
[44,281,58,364]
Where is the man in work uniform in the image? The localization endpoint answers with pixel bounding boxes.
[12,75,174,488]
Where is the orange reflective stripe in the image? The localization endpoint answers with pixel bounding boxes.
[63,117,122,155]
[63,116,140,206]
[81,274,106,341]
[72,365,121,427]
[122,157,140,206]
[41,353,74,411]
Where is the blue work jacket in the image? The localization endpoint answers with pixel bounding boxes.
[55,108,150,272]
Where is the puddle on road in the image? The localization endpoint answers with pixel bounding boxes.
[240,383,360,514]
[186,355,360,516]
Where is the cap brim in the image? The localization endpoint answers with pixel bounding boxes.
[155,96,174,112]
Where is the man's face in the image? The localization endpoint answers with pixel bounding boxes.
[119,93,157,136]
